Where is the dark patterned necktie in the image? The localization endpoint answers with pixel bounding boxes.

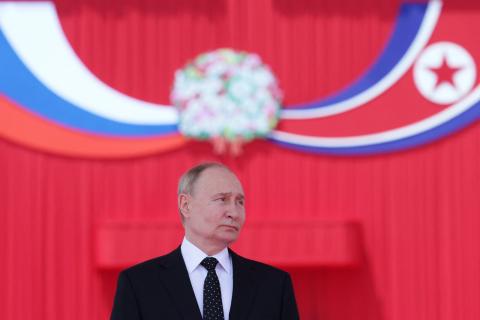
[201,257,224,320]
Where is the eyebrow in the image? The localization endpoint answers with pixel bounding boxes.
[212,192,245,199]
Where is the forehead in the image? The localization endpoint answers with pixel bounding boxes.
[194,167,244,196]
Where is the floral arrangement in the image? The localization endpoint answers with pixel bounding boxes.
[171,48,282,155]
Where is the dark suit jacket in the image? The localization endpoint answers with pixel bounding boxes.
[110,247,299,320]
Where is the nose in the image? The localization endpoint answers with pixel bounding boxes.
[226,202,243,220]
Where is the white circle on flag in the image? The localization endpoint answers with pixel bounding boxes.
[413,42,476,105]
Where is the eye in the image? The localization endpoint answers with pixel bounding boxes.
[236,198,245,206]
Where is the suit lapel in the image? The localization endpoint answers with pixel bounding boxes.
[156,247,203,320]
[229,250,258,320]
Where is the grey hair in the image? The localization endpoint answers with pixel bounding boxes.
[177,162,230,196]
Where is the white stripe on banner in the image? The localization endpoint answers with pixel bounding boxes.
[270,84,480,148]
[0,1,178,125]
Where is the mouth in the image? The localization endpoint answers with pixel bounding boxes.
[220,225,239,231]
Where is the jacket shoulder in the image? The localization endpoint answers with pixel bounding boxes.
[120,247,180,279]
[232,251,290,278]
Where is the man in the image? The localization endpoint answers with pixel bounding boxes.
[110,162,299,320]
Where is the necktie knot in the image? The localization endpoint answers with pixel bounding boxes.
[201,257,219,271]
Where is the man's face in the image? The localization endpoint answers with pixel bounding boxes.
[182,167,246,249]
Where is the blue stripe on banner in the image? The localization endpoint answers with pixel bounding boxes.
[270,101,480,155]
[0,30,178,137]
[286,3,428,110]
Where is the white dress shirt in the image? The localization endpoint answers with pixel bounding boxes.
[180,237,233,320]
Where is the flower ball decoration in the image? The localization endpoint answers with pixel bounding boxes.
[171,48,282,155]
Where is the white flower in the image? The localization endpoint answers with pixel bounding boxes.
[171,48,282,141]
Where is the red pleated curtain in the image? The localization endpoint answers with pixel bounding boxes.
[1,0,480,319]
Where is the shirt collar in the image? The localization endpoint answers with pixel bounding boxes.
[181,237,232,275]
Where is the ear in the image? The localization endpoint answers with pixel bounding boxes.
[178,193,191,219]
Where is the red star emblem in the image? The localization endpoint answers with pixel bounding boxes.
[428,56,463,89]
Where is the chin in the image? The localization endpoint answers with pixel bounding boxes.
[217,233,239,245]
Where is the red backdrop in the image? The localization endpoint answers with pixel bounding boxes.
[1,0,480,319]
